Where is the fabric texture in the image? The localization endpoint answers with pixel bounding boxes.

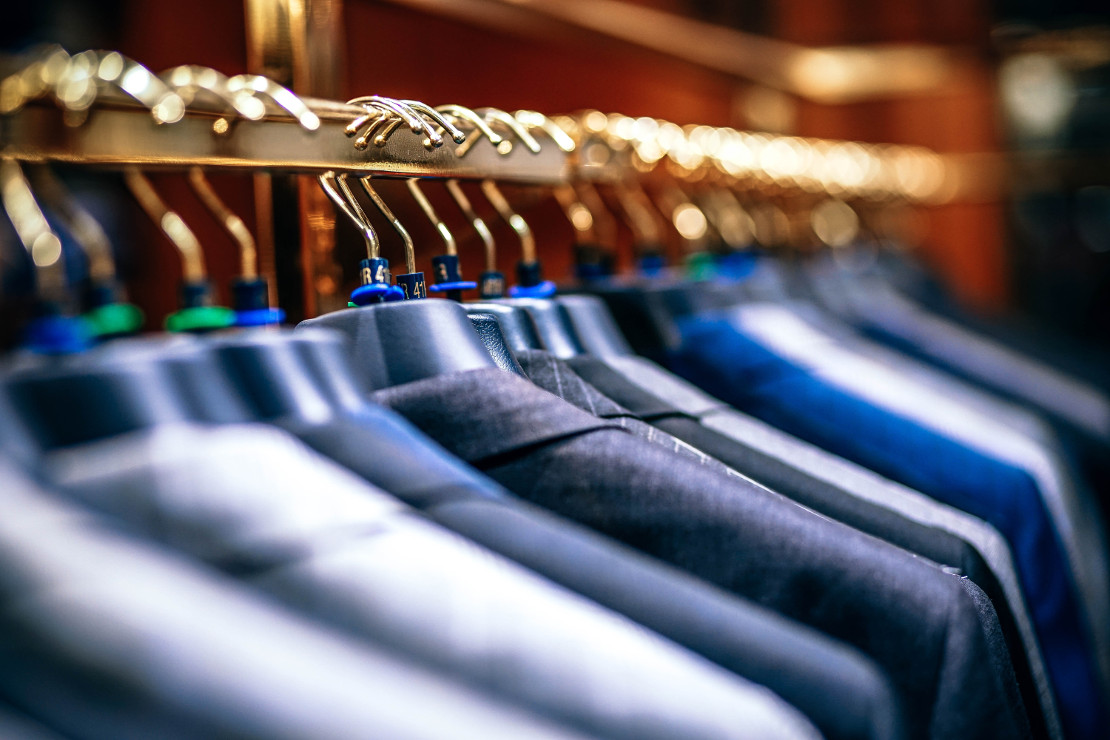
[515,348,742,477]
[374,367,1033,740]
[0,700,66,740]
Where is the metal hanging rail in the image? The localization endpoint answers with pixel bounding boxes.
[0,51,571,183]
[1,97,568,182]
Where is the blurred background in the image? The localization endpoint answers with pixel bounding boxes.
[2,0,1108,359]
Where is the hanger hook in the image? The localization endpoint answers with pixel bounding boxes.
[379,97,441,149]
[480,180,554,297]
[0,159,67,302]
[478,107,542,153]
[226,73,320,130]
[480,180,535,265]
[155,71,263,280]
[613,180,664,248]
[699,186,756,250]
[26,166,116,284]
[346,106,395,150]
[187,168,258,279]
[348,96,425,133]
[48,50,186,124]
[0,45,72,114]
[97,50,185,123]
[575,181,619,249]
[317,171,379,259]
[347,96,441,150]
[380,97,443,148]
[409,178,480,299]
[435,105,505,158]
[123,167,206,283]
[158,65,267,122]
[401,100,467,144]
[345,97,434,150]
[513,110,577,153]
[346,97,465,147]
[553,184,596,245]
[406,179,456,255]
[359,177,416,276]
[344,106,382,136]
[655,180,711,253]
[445,179,496,273]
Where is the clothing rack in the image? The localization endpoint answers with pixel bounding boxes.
[0,47,954,322]
[1,51,951,196]
[2,13,1110,740]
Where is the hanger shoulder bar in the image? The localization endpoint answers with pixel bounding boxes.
[0,97,570,184]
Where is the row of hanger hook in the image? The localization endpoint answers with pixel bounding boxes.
[319,101,570,291]
[3,47,566,313]
[0,46,321,132]
[562,111,949,203]
[2,46,944,325]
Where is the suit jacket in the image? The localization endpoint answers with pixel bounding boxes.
[40,423,819,740]
[808,256,1110,444]
[0,460,591,740]
[373,367,1033,740]
[852,251,1110,393]
[746,294,1110,646]
[582,273,1106,667]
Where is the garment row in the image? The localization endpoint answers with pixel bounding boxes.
[0,247,1107,740]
